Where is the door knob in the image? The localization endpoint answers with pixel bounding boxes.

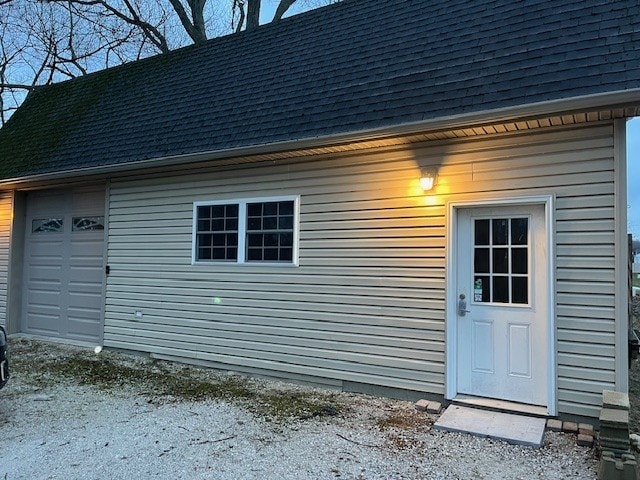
[458,294,471,316]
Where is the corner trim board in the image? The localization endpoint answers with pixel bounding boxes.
[613,118,629,392]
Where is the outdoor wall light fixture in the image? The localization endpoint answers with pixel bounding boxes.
[420,168,437,191]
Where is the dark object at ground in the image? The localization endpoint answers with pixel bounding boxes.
[0,325,8,389]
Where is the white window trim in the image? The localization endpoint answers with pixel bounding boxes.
[192,195,300,266]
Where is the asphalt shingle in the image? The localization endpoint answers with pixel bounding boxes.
[0,0,639,180]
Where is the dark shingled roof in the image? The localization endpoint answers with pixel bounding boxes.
[1,0,639,179]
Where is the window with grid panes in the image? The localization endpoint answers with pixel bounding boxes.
[246,201,294,262]
[473,217,529,304]
[196,204,239,261]
[194,198,296,264]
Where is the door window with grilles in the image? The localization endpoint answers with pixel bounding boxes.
[473,217,529,305]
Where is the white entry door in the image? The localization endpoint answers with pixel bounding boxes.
[456,204,548,406]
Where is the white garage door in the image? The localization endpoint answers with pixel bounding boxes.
[23,187,106,343]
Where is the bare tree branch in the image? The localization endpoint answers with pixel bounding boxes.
[272,0,296,22]
[44,0,170,53]
[65,1,88,75]
[166,0,206,44]
[232,0,245,33]
[0,83,38,91]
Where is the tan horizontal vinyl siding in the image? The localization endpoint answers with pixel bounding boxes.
[104,122,616,415]
[0,192,11,325]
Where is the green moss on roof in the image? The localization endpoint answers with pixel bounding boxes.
[0,46,193,179]
[0,72,116,178]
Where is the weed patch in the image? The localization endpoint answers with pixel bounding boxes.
[376,412,432,431]
[8,339,343,422]
[257,391,341,421]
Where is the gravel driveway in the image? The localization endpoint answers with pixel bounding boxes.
[0,338,598,479]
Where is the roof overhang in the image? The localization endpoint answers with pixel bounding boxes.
[3,88,640,188]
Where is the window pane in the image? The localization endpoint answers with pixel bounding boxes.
[512,277,528,304]
[247,248,262,261]
[264,234,279,246]
[470,215,531,306]
[263,216,277,230]
[474,219,489,246]
[72,216,104,232]
[212,218,225,230]
[196,200,295,264]
[474,248,490,273]
[247,217,261,230]
[247,203,261,216]
[211,205,224,217]
[511,218,528,245]
[493,248,509,274]
[279,202,294,215]
[492,219,508,245]
[279,216,293,229]
[280,233,293,247]
[32,218,63,233]
[196,203,239,262]
[198,205,211,218]
[226,218,238,230]
[244,200,295,263]
[263,202,278,215]
[198,233,212,248]
[226,204,238,217]
[247,234,262,247]
[198,219,210,232]
[212,234,225,246]
[474,276,490,303]
[264,248,279,261]
[493,276,509,303]
[512,248,528,274]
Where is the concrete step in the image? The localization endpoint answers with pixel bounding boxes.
[434,405,546,448]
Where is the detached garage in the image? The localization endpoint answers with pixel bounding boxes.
[0,0,639,421]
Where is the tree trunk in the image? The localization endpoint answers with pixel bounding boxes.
[246,0,260,30]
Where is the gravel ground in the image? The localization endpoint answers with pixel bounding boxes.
[0,339,598,479]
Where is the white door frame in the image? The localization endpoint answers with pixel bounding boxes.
[445,195,557,415]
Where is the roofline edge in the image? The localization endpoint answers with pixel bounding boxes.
[2,88,640,187]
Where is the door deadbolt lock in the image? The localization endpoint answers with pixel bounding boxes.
[458,293,471,316]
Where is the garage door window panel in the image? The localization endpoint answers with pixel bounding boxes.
[32,218,63,233]
[72,216,105,232]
